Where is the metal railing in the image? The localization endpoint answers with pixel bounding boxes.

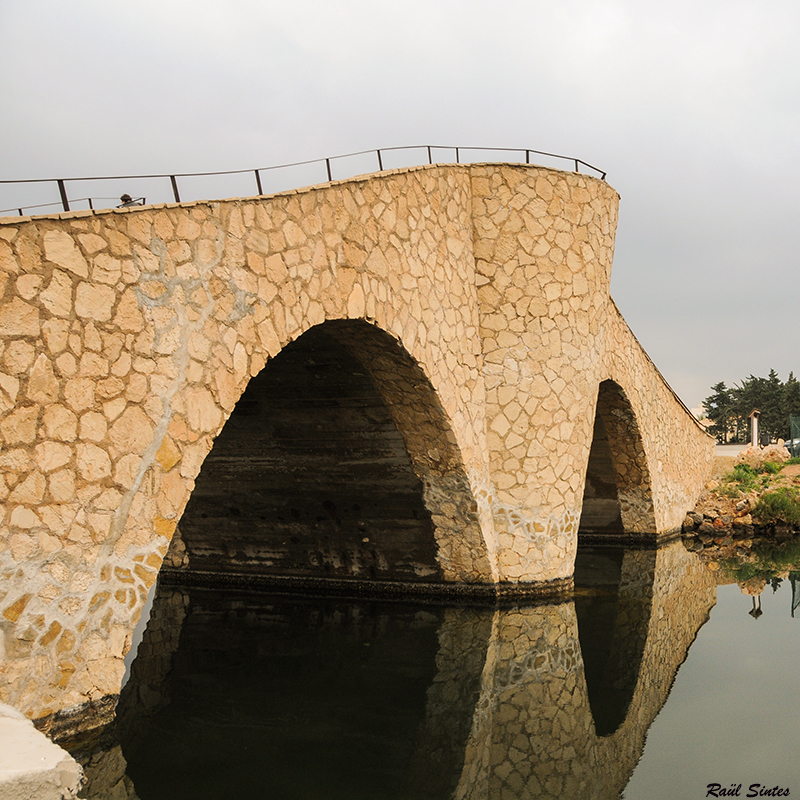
[0,145,606,217]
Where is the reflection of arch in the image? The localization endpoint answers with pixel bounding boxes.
[115,588,486,800]
[574,547,655,736]
[168,320,491,586]
[580,380,656,538]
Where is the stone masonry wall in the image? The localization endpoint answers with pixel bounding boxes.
[471,165,621,582]
[0,163,712,721]
[0,166,493,719]
[601,301,715,535]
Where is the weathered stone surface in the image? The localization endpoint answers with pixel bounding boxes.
[0,297,39,337]
[43,230,88,278]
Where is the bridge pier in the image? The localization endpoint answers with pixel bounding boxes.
[0,163,713,723]
[471,166,618,584]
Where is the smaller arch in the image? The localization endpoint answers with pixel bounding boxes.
[579,380,657,539]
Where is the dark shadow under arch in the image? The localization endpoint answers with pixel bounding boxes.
[167,320,491,587]
[579,379,656,541]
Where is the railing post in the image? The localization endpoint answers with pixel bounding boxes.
[57,179,70,212]
[18,208,23,216]
[574,159,579,173]
[254,169,263,195]
[325,158,332,182]
[88,198,94,210]
[455,147,459,164]
[525,150,530,164]
[170,175,181,203]
[427,146,432,164]
[377,150,383,171]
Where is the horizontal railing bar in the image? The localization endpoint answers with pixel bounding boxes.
[0,145,604,185]
[0,145,607,215]
[0,197,123,215]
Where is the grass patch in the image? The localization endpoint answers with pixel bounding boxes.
[784,456,800,467]
[721,463,767,497]
[719,461,792,498]
[752,486,800,526]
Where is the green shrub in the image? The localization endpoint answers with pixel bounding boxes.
[784,456,800,467]
[722,463,761,495]
[762,461,781,474]
[753,487,800,526]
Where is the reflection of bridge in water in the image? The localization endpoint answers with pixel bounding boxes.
[72,540,716,799]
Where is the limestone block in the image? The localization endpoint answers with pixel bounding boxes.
[39,270,74,318]
[2,342,35,376]
[0,298,39,338]
[43,229,88,278]
[76,444,112,482]
[74,283,116,322]
[1,406,39,445]
[26,355,59,405]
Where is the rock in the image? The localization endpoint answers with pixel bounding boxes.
[698,523,715,535]
[735,443,790,469]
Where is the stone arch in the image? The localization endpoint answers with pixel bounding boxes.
[166,319,492,587]
[579,379,657,537]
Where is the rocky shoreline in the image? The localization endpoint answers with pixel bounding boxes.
[681,444,800,543]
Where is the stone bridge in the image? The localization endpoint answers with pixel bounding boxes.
[0,162,713,722]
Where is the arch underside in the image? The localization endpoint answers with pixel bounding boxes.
[579,380,657,541]
[166,320,492,589]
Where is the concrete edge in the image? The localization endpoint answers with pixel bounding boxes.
[0,703,83,800]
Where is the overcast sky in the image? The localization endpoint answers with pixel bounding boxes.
[1,0,798,408]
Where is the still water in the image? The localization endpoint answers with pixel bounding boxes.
[69,539,800,799]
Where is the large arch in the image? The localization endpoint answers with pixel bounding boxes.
[165,319,492,586]
[579,380,657,539]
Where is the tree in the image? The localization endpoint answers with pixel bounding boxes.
[703,382,734,442]
[761,369,785,440]
[702,370,799,444]
[785,372,800,422]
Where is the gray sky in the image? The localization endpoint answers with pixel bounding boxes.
[2,0,798,408]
